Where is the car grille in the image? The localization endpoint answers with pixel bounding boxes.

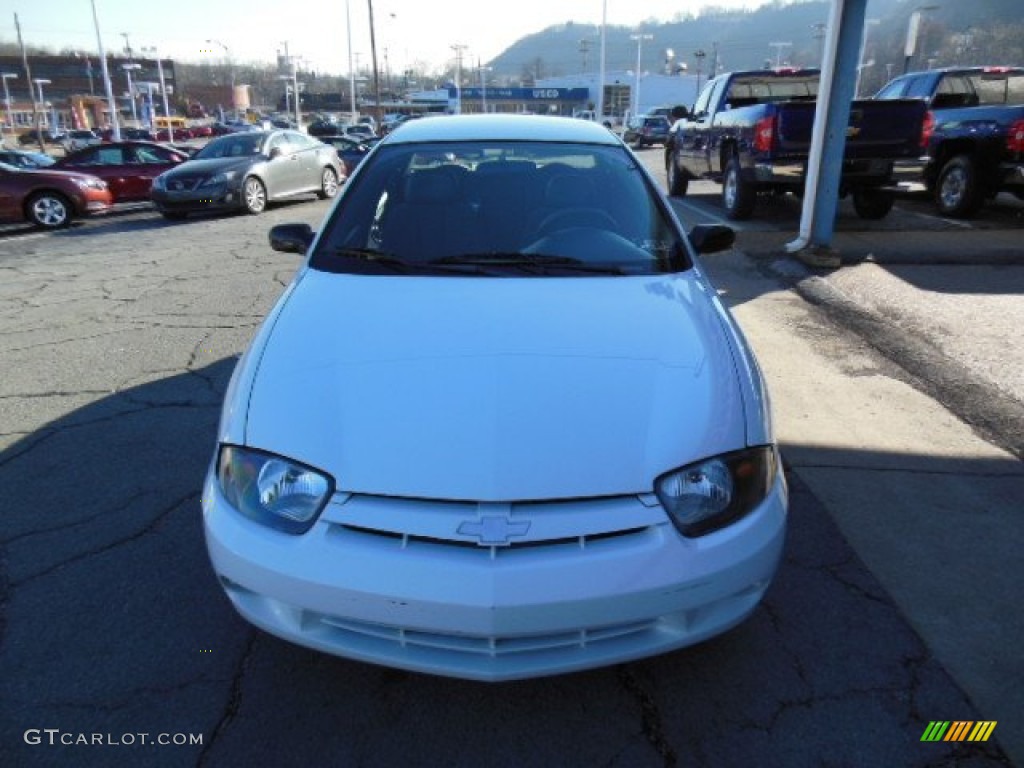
[322,493,663,559]
[166,176,205,192]
[305,612,658,658]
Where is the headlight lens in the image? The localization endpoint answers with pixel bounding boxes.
[73,177,107,191]
[655,446,778,537]
[200,171,236,188]
[216,445,334,534]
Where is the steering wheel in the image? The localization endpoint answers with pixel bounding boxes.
[533,207,618,239]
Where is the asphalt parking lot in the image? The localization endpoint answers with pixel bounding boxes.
[0,155,1021,767]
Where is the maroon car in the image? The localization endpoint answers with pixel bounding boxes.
[0,162,113,228]
[54,141,190,203]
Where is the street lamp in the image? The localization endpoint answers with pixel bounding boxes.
[206,39,235,112]
[32,78,51,130]
[141,46,172,140]
[694,49,707,95]
[450,44,467,114]
[477,61,492,113]
[856,18,881,96]
[904,5,940,74]
[630,32,653,116]
[1,73,16,140]
[121,63,141,124]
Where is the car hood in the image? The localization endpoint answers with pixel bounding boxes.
[242,271,747,501]
[164,156,261,177]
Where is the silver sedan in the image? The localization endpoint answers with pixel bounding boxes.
[150,129,344,219]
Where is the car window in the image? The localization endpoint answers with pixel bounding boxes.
[286,131,318,150]
[134,146,174,164]
[195,134,264,159]
[311,141,688,277]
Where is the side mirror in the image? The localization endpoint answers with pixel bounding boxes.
[670,105,689,120]
[269,223,316,254]
[268,146,284,160]
[688,224,735,255]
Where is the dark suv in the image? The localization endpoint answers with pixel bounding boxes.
[622,115,671,149]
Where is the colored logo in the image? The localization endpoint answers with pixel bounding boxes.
[921,721,997,742]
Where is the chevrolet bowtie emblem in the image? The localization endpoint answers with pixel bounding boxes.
[457,515,530,546]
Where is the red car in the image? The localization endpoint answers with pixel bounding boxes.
[54,141,190,203]
[0,162,112,228]
[156,126,193,141]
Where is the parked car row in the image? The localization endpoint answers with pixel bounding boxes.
[0,129,350,229]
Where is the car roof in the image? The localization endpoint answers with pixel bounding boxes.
[383,114,622,146]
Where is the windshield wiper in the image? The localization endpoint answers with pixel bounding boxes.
[432,252,627,275]
[325,247,490,275]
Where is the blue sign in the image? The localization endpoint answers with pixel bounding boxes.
[449,87,589,101]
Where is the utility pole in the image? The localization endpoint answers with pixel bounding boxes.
[769,41,792,68]
[13,14,44,153]
[367,0,383,125]
[450,43,467,114]
[579,39,591,73]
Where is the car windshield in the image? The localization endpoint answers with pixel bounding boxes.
[194,134,265,159]
[310,140,688,277]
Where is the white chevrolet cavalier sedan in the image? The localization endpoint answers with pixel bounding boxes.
[203,114,787,681]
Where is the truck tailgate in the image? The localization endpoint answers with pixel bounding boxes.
[773,98,927,159]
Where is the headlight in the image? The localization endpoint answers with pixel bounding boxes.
[655,446,778,537]
[216,445,334,534]
[200,171,236,188]
[73,177,107,191]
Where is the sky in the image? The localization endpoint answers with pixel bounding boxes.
[4,0,774,76]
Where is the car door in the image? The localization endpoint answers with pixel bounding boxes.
[125,144,185,200]
[263,132,302,197]
[61,146,133,202]
[678,77,725,177]
[284,131,321,193]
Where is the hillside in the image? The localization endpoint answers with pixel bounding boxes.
[490,0,1024,96]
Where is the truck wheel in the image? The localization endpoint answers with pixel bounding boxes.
[935,155,983,218]
[852,189,895,220]
[667,158,689,197]
[722,157,755,220]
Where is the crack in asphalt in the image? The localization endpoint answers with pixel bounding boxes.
[8,491,199,587]
[197,630,257,768]
[1,489,152,546]
[617,665,679,767]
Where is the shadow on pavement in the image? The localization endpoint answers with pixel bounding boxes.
[0,361,1014,766]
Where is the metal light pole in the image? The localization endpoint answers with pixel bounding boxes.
[142,46,172,140]
[450,44,466,114]
[477,61,492,113]
[1,73,16,142]
[630,32,653,117]
[90,0,121,140]
[32,78,51,130]
[206,39,235,112]
[597,0,606,123]
[122,63,141,124]
[346,0,357,119]
[694,49,707,95]
[904,5,940,74]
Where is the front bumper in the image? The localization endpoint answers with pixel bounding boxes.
[151,181,240,213]
[203,467,788,681]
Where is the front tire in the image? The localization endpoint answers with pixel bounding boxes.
[722,157,756,220]
[667,157,689,197]
[26,191,72,229]
[242,177,267,215]
[852,188,895,220]
[935,154,983,218]
[317,167,339,200]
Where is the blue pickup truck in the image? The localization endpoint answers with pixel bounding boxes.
[665,68,928,220]
[874,66,1024,218]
